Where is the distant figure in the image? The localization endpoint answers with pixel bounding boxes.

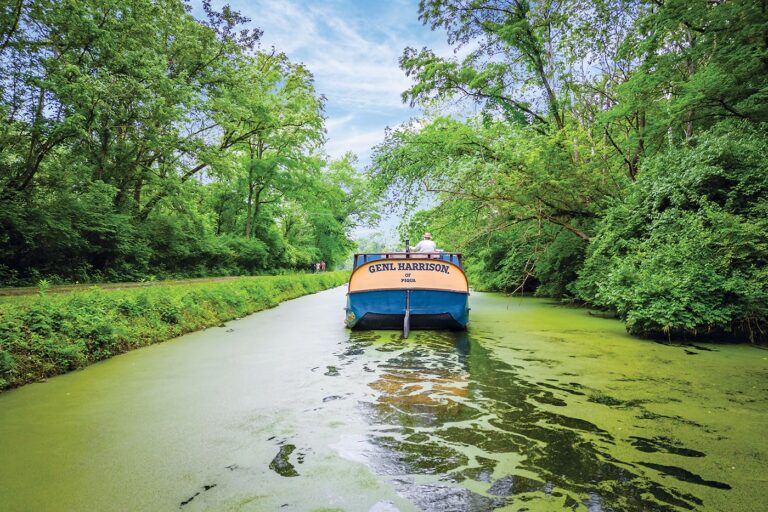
[411,232,437,253]
[320,261,326,271]
[310,262,316,273]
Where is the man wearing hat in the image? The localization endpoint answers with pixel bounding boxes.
[411,232,437,253]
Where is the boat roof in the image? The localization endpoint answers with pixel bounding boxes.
[353,251,461,258]
[352,252,463,270]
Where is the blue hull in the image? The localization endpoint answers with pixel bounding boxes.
[346,290,469,330]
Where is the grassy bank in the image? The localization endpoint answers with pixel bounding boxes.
[0,272,348,391]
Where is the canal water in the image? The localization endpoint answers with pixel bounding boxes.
[1,287,766,511]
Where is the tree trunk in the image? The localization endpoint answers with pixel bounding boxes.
[244,143,257,238]
[251,186,264,239]
[133,176,143,213]
[18,87,46,191]
[244,183,254,239]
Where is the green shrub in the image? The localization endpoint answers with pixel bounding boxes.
[534,230,588,298]
[573,122,768,341]
[464,224,542,293]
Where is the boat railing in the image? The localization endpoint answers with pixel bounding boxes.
[352,252,462,269]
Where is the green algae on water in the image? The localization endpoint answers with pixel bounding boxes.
[0,289,766,511]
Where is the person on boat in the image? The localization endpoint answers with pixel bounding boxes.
[411,232,437,253]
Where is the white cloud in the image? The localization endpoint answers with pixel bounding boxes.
[325,113,355,131]
[276,7,412,109]
[325,126,386,161]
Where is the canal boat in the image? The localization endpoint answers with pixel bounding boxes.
[345,248,469,337]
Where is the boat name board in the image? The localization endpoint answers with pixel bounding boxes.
[349,259,468,293]
[368,262,450,274]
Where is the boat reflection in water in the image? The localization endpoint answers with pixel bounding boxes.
[348,330,719,511]
[345,250,469,337]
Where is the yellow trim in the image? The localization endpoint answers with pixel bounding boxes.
[348,259,468,293]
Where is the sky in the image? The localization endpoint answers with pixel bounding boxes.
[204,0,453,161]
[190,0,457,242]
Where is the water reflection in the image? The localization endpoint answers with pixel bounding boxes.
[339,330,726,511]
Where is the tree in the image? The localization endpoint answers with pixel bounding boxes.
[231,52,325,239]
[0,0,371,283]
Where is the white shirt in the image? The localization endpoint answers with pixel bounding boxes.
[413,239,437,253]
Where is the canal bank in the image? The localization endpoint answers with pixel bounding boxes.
[0,272,348,391]
[0,287,766,511]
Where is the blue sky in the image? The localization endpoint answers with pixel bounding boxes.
[204,0,452,161]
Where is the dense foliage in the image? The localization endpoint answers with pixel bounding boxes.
[0,271,348,390]
[574,124,768,341]
[0,0,373,285]
[371,0,768,341]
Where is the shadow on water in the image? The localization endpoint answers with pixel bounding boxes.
[338,329,728,512]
